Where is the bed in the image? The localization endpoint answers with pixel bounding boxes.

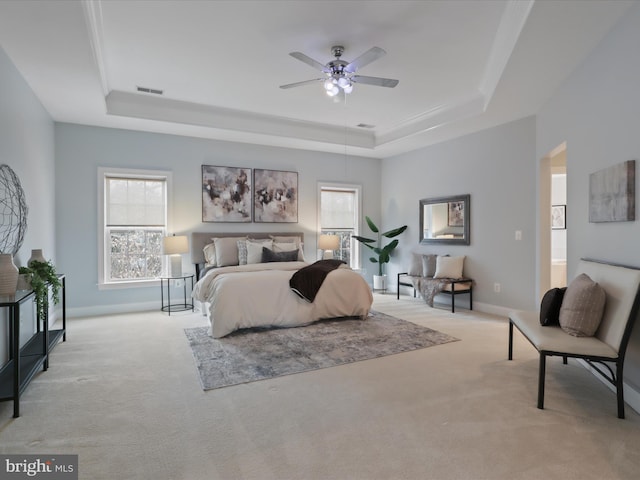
[190,232,373,338]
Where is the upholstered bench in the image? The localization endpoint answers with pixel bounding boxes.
[508,258,640,418]
[397,253,472,313]
[398,273,472,313]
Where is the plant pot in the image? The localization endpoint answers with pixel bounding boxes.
[28,249,46,266]
[0,253,19,296]
[373,274,387,291]
[17,273,31,291]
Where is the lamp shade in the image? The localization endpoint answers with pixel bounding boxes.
[162,235,189,255]
[318,234,340,251]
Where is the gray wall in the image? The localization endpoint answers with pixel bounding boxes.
[54,124,381,315]
[381,116,537,311]
[0,46,55,362]
[537,3,640,391]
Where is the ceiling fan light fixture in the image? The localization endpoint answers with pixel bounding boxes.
[326,85,340,97]
[342,82,353,94]
[337,76,350,88]
[324,78,336,91]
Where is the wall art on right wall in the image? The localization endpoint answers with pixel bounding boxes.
[589,159,635,223]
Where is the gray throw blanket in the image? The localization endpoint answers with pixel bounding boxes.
[290,259,345,302]
[411,277,452,307]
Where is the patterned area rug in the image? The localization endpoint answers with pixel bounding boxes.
[184,310,459,390]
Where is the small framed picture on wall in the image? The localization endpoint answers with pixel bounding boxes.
[552,204,566,229]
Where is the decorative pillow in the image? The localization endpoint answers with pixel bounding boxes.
[539,287,566,326]
[270,235,302,246]
[408,253,422,276]
[213,236,246,267]
[273,241,305,262]
[433,255,464,279]
[422,254,437,278]
[262,247,299,263]
[237,240,248,265]
[246,239,273,264]
[203,242,217,266]
[559,273,606,337]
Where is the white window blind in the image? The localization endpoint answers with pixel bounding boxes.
[321,189,356,229]
[106,177,166,226]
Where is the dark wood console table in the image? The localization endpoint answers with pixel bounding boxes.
[0,274,66,417]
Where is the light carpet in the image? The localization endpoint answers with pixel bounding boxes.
[184,309,459,390]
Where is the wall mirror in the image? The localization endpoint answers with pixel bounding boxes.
[419,194,470,245]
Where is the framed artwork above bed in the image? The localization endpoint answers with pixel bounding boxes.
[253,169,298,223]
[202,165,252,222]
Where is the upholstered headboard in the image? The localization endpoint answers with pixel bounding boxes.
[190,231,305,266]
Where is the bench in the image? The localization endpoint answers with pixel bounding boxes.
[508,259,640,418]
[397,273,473,313]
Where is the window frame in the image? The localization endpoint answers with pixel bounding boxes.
[317,182,362,269]
[98,167,173,289]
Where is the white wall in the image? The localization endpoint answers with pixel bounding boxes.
[537,3,640,391]
[381,116,537,312]
[0,46,55,363]
[54,123,381,315]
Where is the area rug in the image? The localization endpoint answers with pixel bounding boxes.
[184,310,459,390]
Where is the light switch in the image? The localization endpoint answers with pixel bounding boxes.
[515,230,522,241]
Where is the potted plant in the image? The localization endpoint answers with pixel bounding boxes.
[18,260,62,320]
[352,216,407,290]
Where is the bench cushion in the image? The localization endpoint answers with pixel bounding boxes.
[510,310,618,359]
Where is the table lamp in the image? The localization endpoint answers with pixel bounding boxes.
[162,234,189,277]
[318,234,340,260]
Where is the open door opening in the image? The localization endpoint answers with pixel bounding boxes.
[539,142,567,299]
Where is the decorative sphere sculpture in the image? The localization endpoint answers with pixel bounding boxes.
[0,164,28,255]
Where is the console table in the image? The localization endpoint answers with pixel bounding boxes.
[0,275,66,417]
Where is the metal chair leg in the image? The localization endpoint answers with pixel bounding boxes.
[538,354,546,409]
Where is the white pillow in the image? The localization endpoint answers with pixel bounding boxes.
[237,240,248,265]
[203,242,217,266]
[213,237,246,267]
[433,255,465,279]
[246,239,273,264]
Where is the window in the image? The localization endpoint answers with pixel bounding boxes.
[318,183,361,268]
[98,168,171,288]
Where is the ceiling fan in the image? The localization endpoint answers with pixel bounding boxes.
[280,46,399,97]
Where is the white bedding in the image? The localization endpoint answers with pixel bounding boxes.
[192,261,373,338]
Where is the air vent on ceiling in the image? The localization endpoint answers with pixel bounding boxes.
[136,86,164,95]
[356,123,375,129]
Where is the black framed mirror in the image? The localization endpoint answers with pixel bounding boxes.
[419,194,470,245]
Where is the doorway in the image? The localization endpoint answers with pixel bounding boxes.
[539,142,567,298]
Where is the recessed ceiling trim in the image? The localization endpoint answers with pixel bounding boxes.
[479,0,535,109]
[106,90,376,149]
[375,92,486,147]
[81,0,109,97]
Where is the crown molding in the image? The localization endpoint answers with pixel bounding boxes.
[106,90,376,149]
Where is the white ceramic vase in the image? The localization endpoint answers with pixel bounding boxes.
[28,249,46,266]
[0,253,19,296]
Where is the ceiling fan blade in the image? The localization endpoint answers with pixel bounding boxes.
[289,52,330,73]
[345,47,386,73]
[279,78,324,89]
[351,75,399,88]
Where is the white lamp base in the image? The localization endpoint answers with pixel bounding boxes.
[170,255,183,277]
[322,250,334,260]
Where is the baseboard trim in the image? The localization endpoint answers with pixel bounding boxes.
[67,301,158,318]
[577,359,640,416]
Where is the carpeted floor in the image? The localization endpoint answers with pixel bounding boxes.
[1,293,640,480]
[184,310,458,390]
